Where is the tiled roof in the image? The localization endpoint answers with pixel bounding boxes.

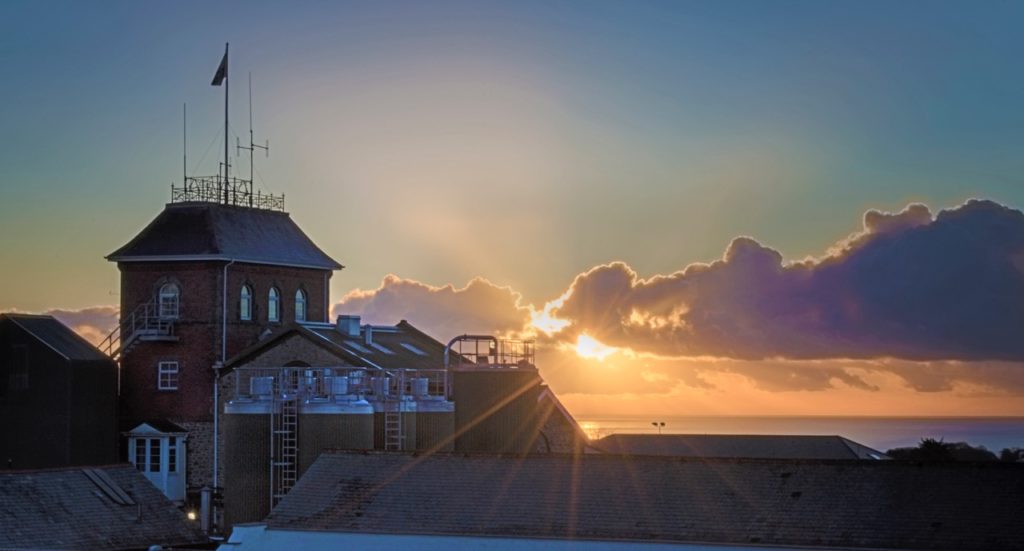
[307,320,449,371]
[0,465,207,550]
[226,319,451,372]
[1,314,110,362]
[593,434,886,460]
[107,202,342,270]
[267,450,1024,550]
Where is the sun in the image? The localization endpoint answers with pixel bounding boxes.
[575,334,618,361]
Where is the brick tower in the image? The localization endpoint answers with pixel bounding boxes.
[104,184,341,497]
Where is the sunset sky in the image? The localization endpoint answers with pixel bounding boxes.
[3,1,1024,417]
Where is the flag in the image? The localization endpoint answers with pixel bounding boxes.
[211,50,228,86]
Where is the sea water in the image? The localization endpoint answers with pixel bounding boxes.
[574,415,1024,453]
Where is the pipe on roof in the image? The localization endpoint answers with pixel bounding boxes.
[443,334,498,370]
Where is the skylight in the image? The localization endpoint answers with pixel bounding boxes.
[400,342,428,356]
[344,340,372,354]
[370,342,395,355]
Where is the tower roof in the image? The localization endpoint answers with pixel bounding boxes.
[106,202,342,270]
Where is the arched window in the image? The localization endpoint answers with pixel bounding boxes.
[295,289,307,322]
[240,285,252,321]
[158,284,179,319]
[268,287,280,323]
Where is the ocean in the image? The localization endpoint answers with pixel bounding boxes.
[573,415,1024,453]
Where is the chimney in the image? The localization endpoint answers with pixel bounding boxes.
[336,315,360,337]
[364,325,373,346]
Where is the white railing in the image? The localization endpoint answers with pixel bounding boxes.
[231,366,449,402]
[99,300,175,360]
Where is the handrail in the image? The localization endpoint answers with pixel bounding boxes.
[99,299,175,360]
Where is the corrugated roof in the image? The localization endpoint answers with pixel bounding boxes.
[106,202,342,270]
[268,451,1024,550]
[2,314,111,362]
[593,434,887,460]
[0,465,207,550]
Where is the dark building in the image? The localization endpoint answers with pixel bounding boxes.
[0,314,118,469]
[593,433,888,460]
[229,450,1024,551]
[104,198,341,493]
[0,464,207,550]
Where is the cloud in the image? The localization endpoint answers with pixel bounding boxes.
[330,200,1024,397]
[333,274,531,341]
[550,199,1024,362]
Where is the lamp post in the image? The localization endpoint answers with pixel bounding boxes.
[651,421,665,435]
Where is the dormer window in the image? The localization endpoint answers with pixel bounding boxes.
[268,287,280,323]
[158,283,180,319]
[295,289,307,322]
[240,285,252,321]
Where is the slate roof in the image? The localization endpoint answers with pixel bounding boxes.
[267,450,1024,550]
[1,313,110,362]
[0,464,207,550]
[225,319,452,372]
[593,434,887,460]
[107,202,342,270]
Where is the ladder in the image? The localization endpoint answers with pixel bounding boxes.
[384,405,402,450]
[271,397,298,505]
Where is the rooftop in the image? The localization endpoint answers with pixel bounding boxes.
[267,450,1024,550]
[107,201,342,270]
[0,464,207,550]
[1,313,111,362]
[593,433,887,460]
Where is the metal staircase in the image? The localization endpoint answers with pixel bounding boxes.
[99,299,177,360]
[271,387,298,506]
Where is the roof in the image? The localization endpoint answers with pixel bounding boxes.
[0,464,207,550]
[593,434,887,460]
[127,419,190,434]
[267,450,1024,550]
[225,318,451,372]
[1,313,111,362]
[107,202,342,270]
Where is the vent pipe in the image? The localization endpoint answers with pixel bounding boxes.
[336,315,360,337]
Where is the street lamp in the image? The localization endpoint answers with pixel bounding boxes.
[651,421,665,435]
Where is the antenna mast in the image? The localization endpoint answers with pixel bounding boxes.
[183,103,187,187]
[237,72,270,208]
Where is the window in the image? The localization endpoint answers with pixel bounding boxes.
[295,289,307,322]
[158,283,180,319]
[168,437,177,472]
[149,439,160,472]
[134,440,146,471]
[158,361,179,390]
[240,285,252,321]
[268,287,280,323]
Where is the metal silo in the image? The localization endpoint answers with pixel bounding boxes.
[410,377,455,452]
[297,374,373,479]
[223,376,274,529]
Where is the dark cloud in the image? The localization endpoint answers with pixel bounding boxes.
[553,200,1024,361]
[333,275,530,341]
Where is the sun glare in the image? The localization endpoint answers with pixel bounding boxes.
[575,334,618,361]
[530,302,570,335]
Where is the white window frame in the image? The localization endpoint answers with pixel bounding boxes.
[158,283,180,319]
[157,361,179,390]
[240,285,252,321]
[268,287,280,323]
[295,289,307,322]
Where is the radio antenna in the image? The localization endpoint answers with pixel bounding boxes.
[236,72,269,207]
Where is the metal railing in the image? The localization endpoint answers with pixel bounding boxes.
[444,336,535,369]
[231,366,450,402]
[172,176,285,212]
[99,300,175,360]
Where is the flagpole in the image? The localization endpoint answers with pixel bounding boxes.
[223,42,230,204]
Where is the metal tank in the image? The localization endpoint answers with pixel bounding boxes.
[370,375,418,450]
[409,377,455,451]
[223,376,274,529]
[297,373,373,479]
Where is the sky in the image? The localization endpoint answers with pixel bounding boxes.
[2,1,1024,418]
